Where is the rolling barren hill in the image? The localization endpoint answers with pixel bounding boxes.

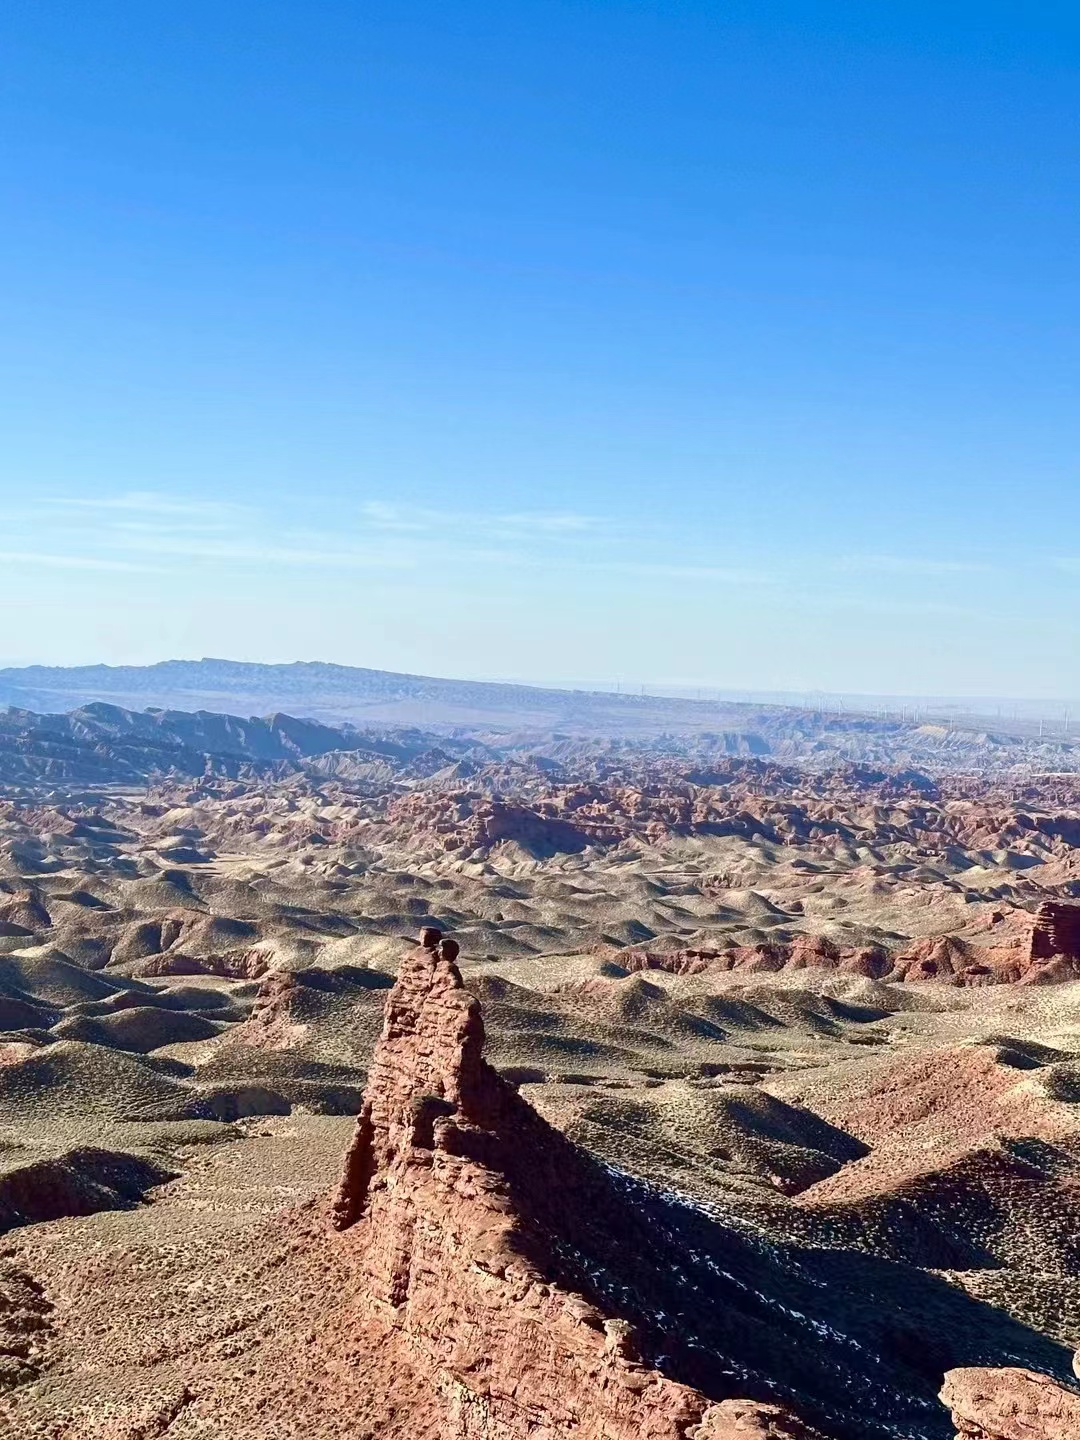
[3,694,1080,1434]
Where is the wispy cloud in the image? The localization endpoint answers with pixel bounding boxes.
[41,491,249,523]
[495,511,597,534]
[844,595,983,619]
[359,500,599,539]
[835,554,993,576]
[584,559,773,583]
[359,501,441,533]
[0,550,154,573]
[102,531,420,570]
[7,493,1011,601]
[7,492,607,576]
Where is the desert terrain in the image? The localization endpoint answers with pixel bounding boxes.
[2,690,1080,1437]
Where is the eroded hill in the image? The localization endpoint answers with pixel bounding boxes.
[2,714,1080,1434]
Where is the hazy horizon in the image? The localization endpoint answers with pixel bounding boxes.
[3,651,1080,717]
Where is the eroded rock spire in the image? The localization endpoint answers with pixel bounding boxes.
[329,928,827,1438]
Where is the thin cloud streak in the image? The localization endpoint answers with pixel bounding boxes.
[41,491,250,522]
[100,533,422,569]
[359,500,600,538]
[835,554,993,576]
[584,560,773,583]
[12,494,612,576]
[6,495,1017,600]
[0,551,154,573]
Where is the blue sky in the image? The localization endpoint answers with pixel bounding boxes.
[2,2,1080,695]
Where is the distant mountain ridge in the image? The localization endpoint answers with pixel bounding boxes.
[0,657,760,733]
[0,700,769,791]
[0,701,486,788]
[0,701,351,787]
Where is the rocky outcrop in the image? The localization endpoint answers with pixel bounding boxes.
[237,969,313,1049]
[329,927,829,1439]
[940,1366,1080,1438]
[1023,902,1080,982]
[621,947,719,975]
[889,904,1080,987]
[627,905,1080,989]
[132,946,272,979]
[889,935,1020,985]
[332,927,710,1434]
[384,786,778,856]
[623,938,889,979]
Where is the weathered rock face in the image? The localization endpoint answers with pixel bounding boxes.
[623,938,890,980]
[0,1259,52,1392]
[940,1366,1080,1439]
[1022,901,1080,983]
[236,968,312,1049]
[132,945,271,980]
[624,905,1080,990]
[331,927,827,1439]
[1029,901,1080,961]
[893,902,1080,988]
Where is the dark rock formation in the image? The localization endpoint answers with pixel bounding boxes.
[132,946,271,980]
[0,890,50,934]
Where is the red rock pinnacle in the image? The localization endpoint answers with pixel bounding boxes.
[330,929,826,1439]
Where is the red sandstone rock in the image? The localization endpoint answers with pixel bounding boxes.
[623,947,719,975]
[384,783,771,856]
[1021,902,1080,983]
[853,903,1080,988]
[235,968,311,1048]
[133,945,272,980]
[623,938,889,980]
[889,935,1017,986]
[940,1366,1080,1439]
[696,1400,829,1438]
[328,929,830,1439]
[1028,901,1080,960]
